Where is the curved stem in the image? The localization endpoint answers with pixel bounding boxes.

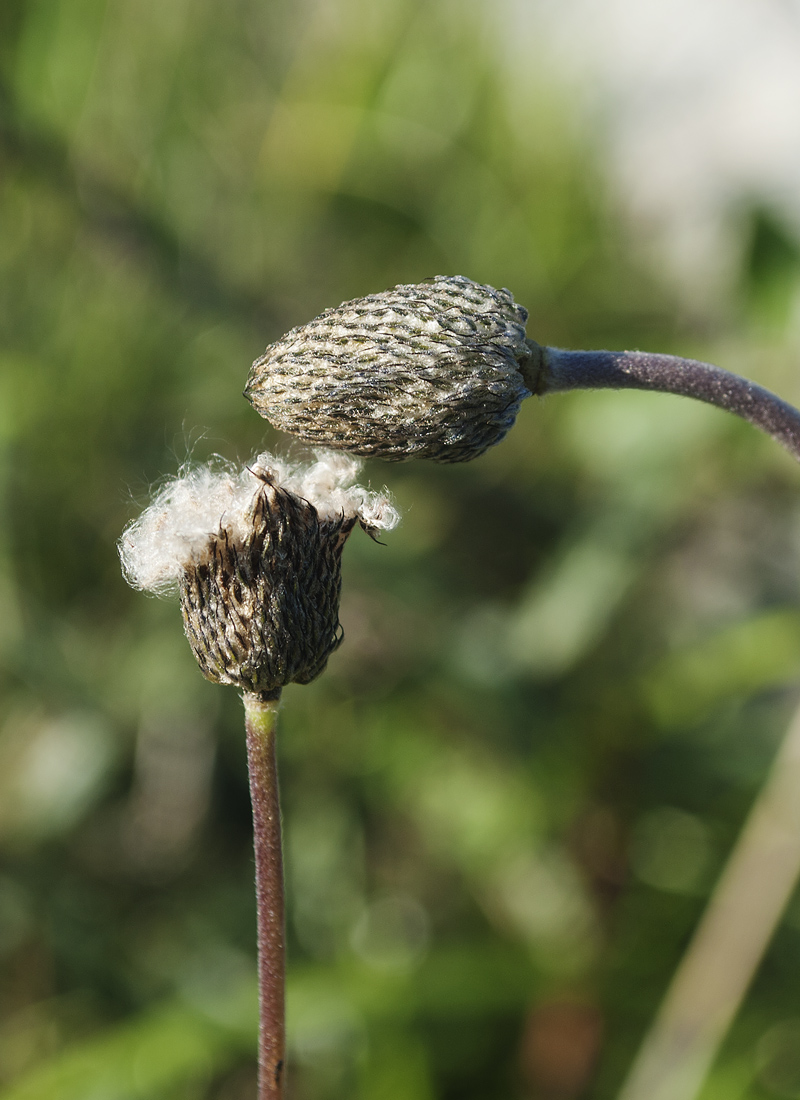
[244,691,285,1100]
[539,346,800,465]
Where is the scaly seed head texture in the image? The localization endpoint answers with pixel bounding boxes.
[245,276,538,463]
[179,474,352,697]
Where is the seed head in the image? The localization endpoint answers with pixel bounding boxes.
[119,452,399,698]
[245,276,542,463]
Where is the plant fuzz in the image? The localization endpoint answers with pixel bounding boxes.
[120,450,399,697]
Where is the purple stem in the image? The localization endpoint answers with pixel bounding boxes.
[243,692,285,1100]
[539,347,800,464]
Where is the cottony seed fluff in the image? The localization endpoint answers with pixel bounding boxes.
[245,275,541,463]
[119,452,399,697]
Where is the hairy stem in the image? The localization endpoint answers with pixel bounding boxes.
[244,692,285,1100]
[537,346,800,464]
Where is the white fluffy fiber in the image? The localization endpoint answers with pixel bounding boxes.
[119,450,400,595]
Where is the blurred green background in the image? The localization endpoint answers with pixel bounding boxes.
[3,0,800,1097]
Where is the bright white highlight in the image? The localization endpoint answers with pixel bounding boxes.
[119,450,400,595]
[504,0,800,300]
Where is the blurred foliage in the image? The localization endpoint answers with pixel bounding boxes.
[2,0,800,1098]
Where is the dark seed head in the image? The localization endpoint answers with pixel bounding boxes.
[119,452,399,699]
[245,276,541,463]
[179,474,353,697]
